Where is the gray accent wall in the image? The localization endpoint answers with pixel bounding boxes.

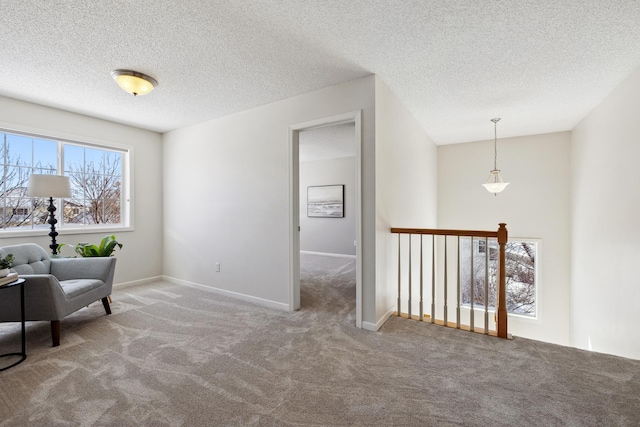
[300,156,356,256]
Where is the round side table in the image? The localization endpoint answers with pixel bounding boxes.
[0,278,26,371]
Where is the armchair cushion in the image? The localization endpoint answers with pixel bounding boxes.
[7,243,51,275]
[60,279,104,299]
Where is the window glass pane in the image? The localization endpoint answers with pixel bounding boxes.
[460,238,537,317]
[104,151,122,176]
[5,197,33,227]
[5,134,31,167]
[64,145,84,174]
[3,166,31,194]
[33,139,57,170]
[65,147,122,226]
[104,198,121,224]
[63,200,86,225]
[31,197,50,226]
[85,148,104,173]
[68,177,85,205]
[504,242,536,316]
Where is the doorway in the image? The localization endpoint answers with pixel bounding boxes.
[289,111,362,328]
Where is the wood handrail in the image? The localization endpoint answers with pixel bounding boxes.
[391,227,499,238]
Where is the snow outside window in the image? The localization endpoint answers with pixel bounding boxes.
[460,237,537,317]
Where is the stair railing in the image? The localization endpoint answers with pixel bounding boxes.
[390,223,509,338]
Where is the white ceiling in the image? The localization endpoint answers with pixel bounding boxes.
[2,1,640,145]
[299,123,356,163]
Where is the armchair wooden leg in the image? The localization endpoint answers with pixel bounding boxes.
[51,320,60,347]
[101,297,112,315]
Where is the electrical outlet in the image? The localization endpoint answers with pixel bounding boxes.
[215,262,220,272]
[354,240,357,246]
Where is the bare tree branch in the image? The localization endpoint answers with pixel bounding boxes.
[461,239,536,316]
[66,151,121,224]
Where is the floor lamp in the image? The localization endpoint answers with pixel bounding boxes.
[27,174,72,255]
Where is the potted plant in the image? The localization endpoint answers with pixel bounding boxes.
[60,235,123,257]
[0,253,14,277]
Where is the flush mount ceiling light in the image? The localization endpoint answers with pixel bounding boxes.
[110,69,158,96]
[482,118,510,195]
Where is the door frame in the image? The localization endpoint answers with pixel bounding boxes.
[288,110,363,328]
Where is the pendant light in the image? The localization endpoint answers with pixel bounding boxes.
[482,118,509,195]
[111,69,158,96]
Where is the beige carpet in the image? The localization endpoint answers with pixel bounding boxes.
[0,253,639,426]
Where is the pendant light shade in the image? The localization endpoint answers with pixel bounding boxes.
[483,169,509,193]
[111,69,157,96]
[482,118,509,195]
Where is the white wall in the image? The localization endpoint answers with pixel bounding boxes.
[438,132,572,345]
[162,76,377,321]
[0,96,164,284]
[300,156,356,256]
[374,77,438,328]
[571,66,640,359]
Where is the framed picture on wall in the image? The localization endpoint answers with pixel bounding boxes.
[307,185,344,218]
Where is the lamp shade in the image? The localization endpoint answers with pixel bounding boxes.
[27,174,72,198]
[111,69,157,96]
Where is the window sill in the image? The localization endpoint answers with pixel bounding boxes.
[0,225,134,239]
[459,305,538,321]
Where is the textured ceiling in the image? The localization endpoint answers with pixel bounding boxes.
[300,123,356,163]
[2,1,640,144]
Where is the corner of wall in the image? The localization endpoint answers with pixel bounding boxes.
[569,65,640,359]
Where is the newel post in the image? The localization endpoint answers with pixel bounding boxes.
[497,223,508,338]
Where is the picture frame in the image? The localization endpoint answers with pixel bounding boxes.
[307,185,344,218]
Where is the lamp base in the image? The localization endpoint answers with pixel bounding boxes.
[46,197,60,255]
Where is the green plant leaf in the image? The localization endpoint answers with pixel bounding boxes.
[98,235,112,253]
[0,253,14,269]
[102,241,117,257]
[60,236,122,257]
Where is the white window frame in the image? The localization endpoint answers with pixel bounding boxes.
[0,125,134,237]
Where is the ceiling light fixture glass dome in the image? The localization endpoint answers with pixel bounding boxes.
[111,69,158,96]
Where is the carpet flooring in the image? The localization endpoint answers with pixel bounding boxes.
[0,253,639,426]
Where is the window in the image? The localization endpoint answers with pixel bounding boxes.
[1,129,129,231]
[63,145,123,226]
[461,238,537,317]
[477,239,497,260]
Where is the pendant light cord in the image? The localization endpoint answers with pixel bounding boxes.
[492,118,500,170]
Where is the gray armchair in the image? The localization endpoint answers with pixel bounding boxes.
[0,243,116,347]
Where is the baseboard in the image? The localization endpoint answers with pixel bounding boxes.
[300,250,356,259]
[113,276,163,290]
[361,321,377,331]
[162,275,290,312]
[362,307,395,331]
